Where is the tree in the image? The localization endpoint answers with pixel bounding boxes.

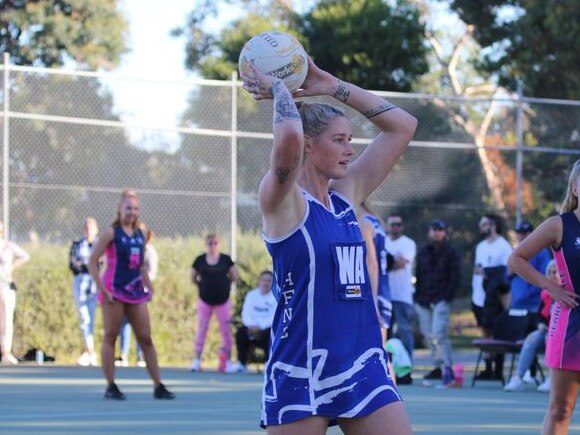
[448,0,580,100]
[0,0,129,69]
[301,0,429,91]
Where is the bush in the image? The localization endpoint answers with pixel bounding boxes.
[12,231,271,367]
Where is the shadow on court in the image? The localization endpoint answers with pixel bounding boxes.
[0,364,577,434]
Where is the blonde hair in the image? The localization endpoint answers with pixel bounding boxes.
[561,159,580,213]
[545,259,556,277]
[296,102,345,139]
[113,189,142,230]
[85,217,98,233]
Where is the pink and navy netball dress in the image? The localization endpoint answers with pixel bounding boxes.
[547,211,580,371]
[100,226,150,305]
[262,190,401,428]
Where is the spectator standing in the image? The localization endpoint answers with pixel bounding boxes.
[230,270,276,373]
[0,221,30,365]
[191,233,238,373]
[414,219,461,385]
[385,214,417,372]
[509,159,580,434]
[88,189,174,400]
[471,214,512,380]
[69,217,99,367]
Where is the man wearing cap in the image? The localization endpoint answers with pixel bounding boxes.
[509,220,551,314]
[414,219,461,385]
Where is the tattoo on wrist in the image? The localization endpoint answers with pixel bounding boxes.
[333,79,350,103]
[273,81,300,124]
[364,103,398,118]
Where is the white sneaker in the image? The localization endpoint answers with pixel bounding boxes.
[77,352,91,366]
[226,361,247,373]
[136,359,146,368]
[1,354,18,365]
[522,370,536,385]
[504,375,524,392]
[89,352,98,367]
[114,356,128,367]
[537,378,550,393]
[190,358,201,372]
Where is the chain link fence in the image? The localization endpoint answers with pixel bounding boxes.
[1,60,579,273]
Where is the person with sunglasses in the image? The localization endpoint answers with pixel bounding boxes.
[191,233,238,372]
[385,214,417,383]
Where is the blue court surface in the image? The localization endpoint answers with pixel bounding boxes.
[0,361,578,434]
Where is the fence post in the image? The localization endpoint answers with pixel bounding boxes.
[2,52,9,241]
[515,80,524,225]
[230,71,238,261]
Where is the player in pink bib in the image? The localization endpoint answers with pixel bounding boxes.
[509,159,580,435]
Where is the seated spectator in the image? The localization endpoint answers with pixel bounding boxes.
[229,270,275,373]
[509,221,551,319]
[490,221,551,379]
[504,260,557,392]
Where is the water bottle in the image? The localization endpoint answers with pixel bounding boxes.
[36,349,44,365]
[453,363,464,387]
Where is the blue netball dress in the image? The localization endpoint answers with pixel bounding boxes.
[363,213,393,329]
[101,226,150,305]
[261,190,401,427]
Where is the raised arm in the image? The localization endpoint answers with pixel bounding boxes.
[294,59,417,204]
[241,63,306,237]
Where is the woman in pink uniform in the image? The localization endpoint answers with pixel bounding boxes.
[89,189,174,401]
[509,159,580,434]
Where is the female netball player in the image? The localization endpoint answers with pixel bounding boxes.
[241,56,416,434]
[509,160,580,435]
[88,189,174,400]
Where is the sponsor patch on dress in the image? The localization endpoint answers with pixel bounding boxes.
[345,285,362,299]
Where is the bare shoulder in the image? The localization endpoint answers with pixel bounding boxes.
[96,226,115,245]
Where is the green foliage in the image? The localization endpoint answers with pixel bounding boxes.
[301,0,429,91]
[12,232,271,366]
[178,0,429,91]
[448,0,580,99]
[0,0,129,69]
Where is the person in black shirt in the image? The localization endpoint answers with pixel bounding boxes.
[414,219,461,385]
[191,233,238,372]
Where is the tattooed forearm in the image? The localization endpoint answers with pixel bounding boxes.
[272,81,300,124]
[364,103,398,119]
[333,79,350,103]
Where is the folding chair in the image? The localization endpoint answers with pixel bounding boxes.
[471,309,531,387]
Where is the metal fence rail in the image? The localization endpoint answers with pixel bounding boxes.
[1,57,579,269]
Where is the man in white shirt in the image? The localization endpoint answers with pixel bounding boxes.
[230,270,276,373]
[471,214,512,380]
[385,214,417,381]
